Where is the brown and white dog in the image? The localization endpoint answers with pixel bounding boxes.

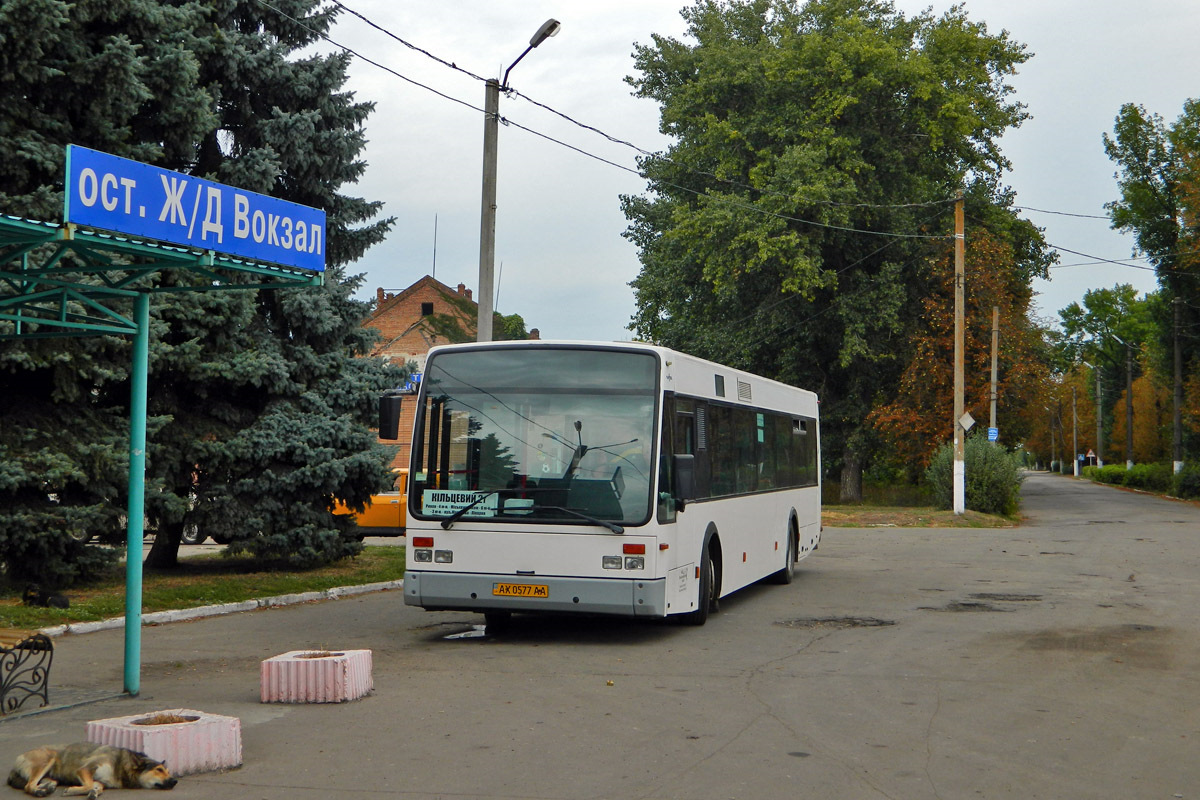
[7,743,177,798]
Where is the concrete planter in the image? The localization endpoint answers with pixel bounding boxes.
[260,649,373,704]
[87,709,242,776]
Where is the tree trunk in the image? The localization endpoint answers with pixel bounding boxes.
[144,520,182,569]
[839,448,863,503]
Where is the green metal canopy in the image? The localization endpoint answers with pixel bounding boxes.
[0,215,321,338]
[0,213,324,695]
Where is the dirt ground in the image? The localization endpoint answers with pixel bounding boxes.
[821,505,1016,528]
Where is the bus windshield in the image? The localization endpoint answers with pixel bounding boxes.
[411,347,659,528]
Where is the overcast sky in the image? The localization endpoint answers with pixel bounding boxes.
[325,1,1199,342]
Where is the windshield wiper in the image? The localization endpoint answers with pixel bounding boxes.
[537,505,624,534]
[440,490,499,530]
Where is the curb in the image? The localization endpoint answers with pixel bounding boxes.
[37,579,404,639]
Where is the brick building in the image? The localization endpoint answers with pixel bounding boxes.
[363,275,539,467]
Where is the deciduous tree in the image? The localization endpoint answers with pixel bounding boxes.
[869,224,1050,476]
[1105,100,1200,459]
[623,0,1038,496]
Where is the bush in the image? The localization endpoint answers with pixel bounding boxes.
[1096,465,1128,486]
[1081,466,1100,480]
[926,437,1023,516]
[1123,463,1173,492]
[1173,465,1200,499]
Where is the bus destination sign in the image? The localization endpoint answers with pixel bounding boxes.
[423,490,499,518]
[64,145,326,273]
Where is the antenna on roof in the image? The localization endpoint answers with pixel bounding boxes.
[432,214,438,280]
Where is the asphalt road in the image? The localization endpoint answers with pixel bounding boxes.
[5,471,1199,799]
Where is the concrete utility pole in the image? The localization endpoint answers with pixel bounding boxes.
[953,191,966,514]
[476,19,561,342]
[476,78,501,342]
[1049,408,1057,469]
[1125,340,1134,470]
[989,306,999,432]
[1072,386,1079,477]
[1174,297,1184,473]
[1095,364,1104,468]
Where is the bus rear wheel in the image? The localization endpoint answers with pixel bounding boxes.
[769,527,798,585]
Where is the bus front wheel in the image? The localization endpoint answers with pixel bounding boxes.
[484,611,512,631]
[682,542,716,626]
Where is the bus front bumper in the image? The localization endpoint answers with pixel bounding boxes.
[404,571,668,618]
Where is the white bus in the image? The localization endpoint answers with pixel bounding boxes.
[398,340,821,626]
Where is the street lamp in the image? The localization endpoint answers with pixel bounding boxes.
[476,18,561,342]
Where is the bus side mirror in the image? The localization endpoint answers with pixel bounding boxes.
[379,394,403,440]
[673,454,696,503]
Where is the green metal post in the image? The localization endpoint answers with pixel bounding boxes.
[124,291,149,696]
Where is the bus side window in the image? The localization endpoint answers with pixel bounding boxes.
[658,396,678,522]
[676,415,695,455]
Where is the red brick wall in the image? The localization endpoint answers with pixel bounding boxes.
[363,277,542,472]
[365,277,476,360]
[365,277,478,470]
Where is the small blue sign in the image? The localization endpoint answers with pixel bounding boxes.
[987,427,999,442]
[403,372,423,393]
[64,145,326,272]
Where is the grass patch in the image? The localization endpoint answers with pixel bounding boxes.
[822,481,934,507]
[822,506,1015,528]
[1,546,405,629]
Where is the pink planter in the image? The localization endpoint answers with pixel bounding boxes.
[87,709,242,776]
[260,649,373,704]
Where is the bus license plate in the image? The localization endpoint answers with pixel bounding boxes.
[493,582,549,598]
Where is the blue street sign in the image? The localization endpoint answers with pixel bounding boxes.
[64,145,326,272]
[987,427,999,441]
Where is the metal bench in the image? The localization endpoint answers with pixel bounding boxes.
[0,629,53,714]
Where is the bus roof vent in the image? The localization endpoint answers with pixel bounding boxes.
[737,379,752,402]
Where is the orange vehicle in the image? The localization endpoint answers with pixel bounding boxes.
[333,468,407,537]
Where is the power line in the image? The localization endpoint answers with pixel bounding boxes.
[1046,242,1200,281]
[332,1,489,84]
[275,1,1182,251]
[255,0,484,116]
[327,1,960,218]
[1016,205,1110,220]
[262,0,955,241]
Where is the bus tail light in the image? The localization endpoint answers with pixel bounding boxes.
[623,544,645,555]
[413,536,435,563]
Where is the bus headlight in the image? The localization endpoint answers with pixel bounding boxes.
[434,550,454,564]
[624,556,645,570]
[413,549,433,563]
[602,556,622,570]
